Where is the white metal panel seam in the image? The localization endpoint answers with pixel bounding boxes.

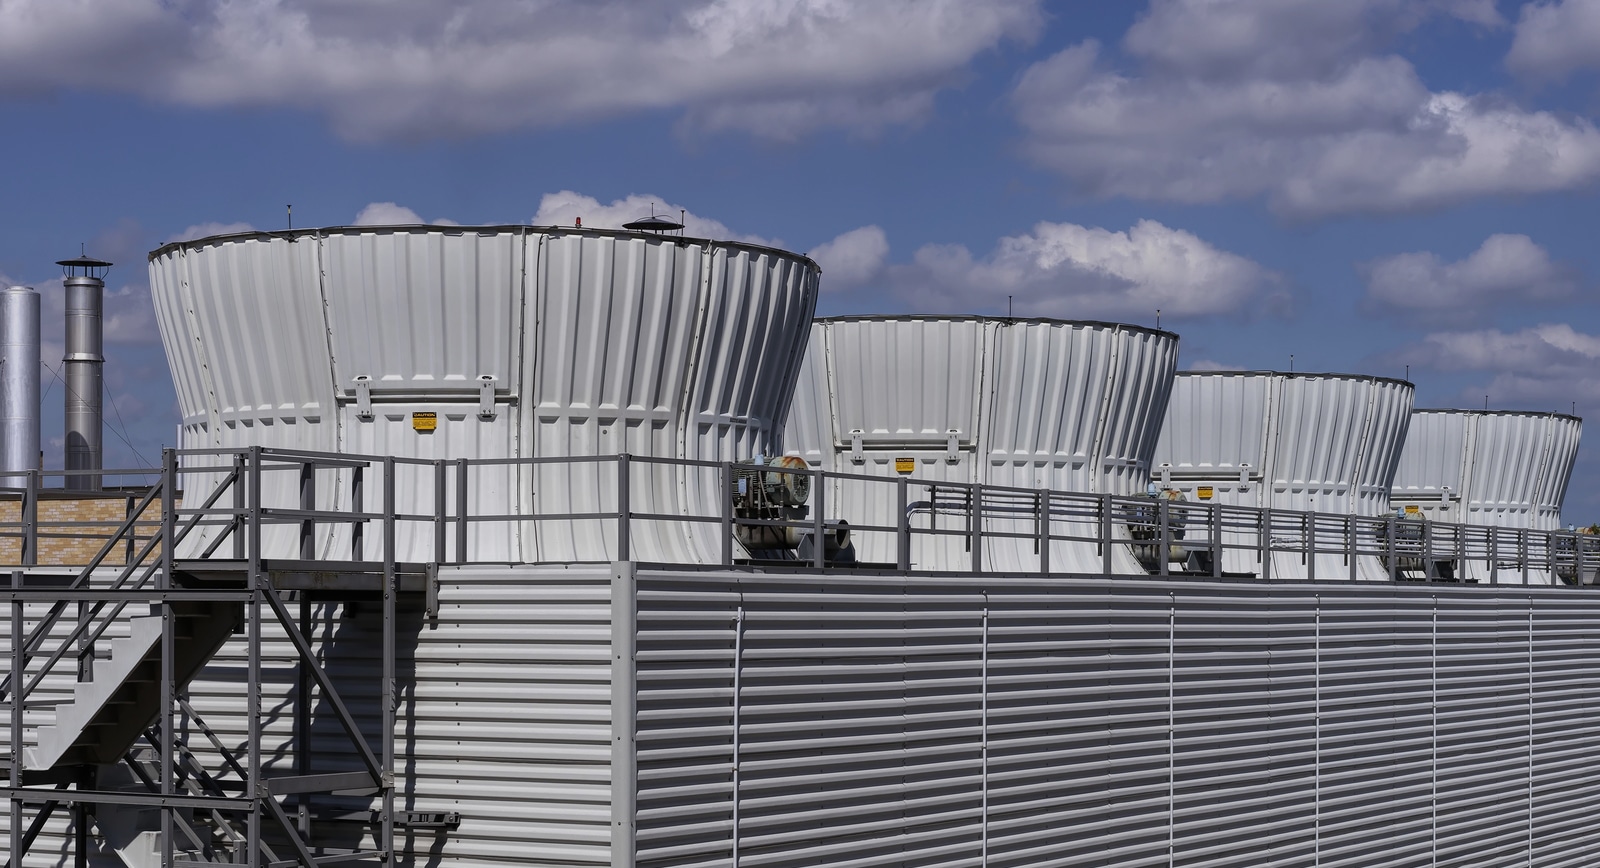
[611,560,637,868]
[174,247,224,439]
[1086,325,1126,496]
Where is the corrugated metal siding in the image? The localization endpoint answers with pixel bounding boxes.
[4,565,621,868]
[1153,373,1414,581]
[777,335,832,468]
[785,319,1176,573]
[17,568,1600,867]
[628,568,1600,868]
[150,229,819,564]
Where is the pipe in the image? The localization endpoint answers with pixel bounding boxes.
[63,273,103,491]
[0,287,39,487]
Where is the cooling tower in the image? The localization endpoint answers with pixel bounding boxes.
[1151,371,1414,580]
[1390,409,1582,583]
[150,225,819,562]
[785,316,1179,572]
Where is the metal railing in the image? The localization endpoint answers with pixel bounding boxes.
[0,447,1576,586]
[3,450,401,868]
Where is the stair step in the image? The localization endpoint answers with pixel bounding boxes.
[26,601,242,770]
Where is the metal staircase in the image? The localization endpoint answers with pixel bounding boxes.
[3,448,421,868]
[27,600,241,770]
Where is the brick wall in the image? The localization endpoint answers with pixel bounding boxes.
[0,490,179,566]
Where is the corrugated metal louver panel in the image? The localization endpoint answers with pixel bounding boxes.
[171,565,618,868]
[827,317,989,444]
[628,570,1600,868]
[19,568,1600,867]
[319,228,523,392]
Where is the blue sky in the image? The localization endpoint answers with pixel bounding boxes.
[2,0,1599,516]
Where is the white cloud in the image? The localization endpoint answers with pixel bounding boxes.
[352,203,420,226]
[0,0,1040,142]
[1362,234,1577,323]
[889,219,1278,320]
[1394,323,1600,407]
[807,226,888,291]
[1186,359,1246,371]
[166,222,256,243]
[1402,323,1600,374]
[1124,0,1500,79]
[1012,0,1600,216]
[1508,0,1600,80]
[531,191,775,245]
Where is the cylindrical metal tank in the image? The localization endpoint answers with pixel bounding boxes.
[0,286,39,486]
[149,225,819,562]
[1390,409,1582,583]
[784,316,1180,572]
[57,256,110,491]
[1151,371,1415,580]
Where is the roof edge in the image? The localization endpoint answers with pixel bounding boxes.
[1174,369,1414,388]
[813,314,1178,341]
[1412,408,1582,423]
[147,223,820,271]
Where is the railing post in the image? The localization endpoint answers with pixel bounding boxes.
[1101,494,1113,576]
[433,460,447,566]
[1421,519,1432,581]
[1211,503,1222,579]
[720,462,734,568]
[1489,526,1499,585]
[1262,508,1273,582]
[1547,530,1557,584]
[381,457,397,865]
[970,484,982,575]
[896,477,910,572]
[298,460,316,561]
[351,465,365,561]
[1037,489,1050,576]
[9,569,21,868]
[1347,517,1357,582]
[1386,513,1397,583]
[1521,530,1529,585]
[159,448,176,868]
[22,469,36,567]
[616,453,631,563]
[811,468,825,570]
[455,458,469,564]
[246,446,262,868]
[1158,497,1170,578]
[1575,529,1586,587]
[1305,513,1315,581]
[233,453,246,560]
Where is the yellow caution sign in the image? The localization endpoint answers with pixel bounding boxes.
[894,457,916,474]
[1404,504,1420,515]
[412,411,438,432]
[1196,486,1213,500]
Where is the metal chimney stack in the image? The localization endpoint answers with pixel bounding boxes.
[57,254,110,491]
[0,286,39,487]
